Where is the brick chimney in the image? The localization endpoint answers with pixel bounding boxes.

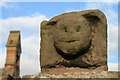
[5,31,21,78]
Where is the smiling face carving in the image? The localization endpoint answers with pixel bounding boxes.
[41,10,108,71]
[54,17,92,55]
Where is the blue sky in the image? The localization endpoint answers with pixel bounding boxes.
[0,1,119,77]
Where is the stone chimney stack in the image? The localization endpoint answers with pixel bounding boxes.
[5,31,21,78]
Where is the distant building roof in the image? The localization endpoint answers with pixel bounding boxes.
[6,31,21,53]
[6,31,20,47]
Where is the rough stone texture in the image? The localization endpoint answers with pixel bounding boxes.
[0,68,2,80]
[1,74,14,80]
[0,68,14,80]
[22,71,119,79]
[40,9,108,72]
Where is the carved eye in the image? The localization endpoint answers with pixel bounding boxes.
[76,26,81,32]
[64,27,67,32]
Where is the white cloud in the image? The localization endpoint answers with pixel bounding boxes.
[2,15,46,29]
[85,3,105,9]
[97,0,119,2]
[0,1,8,8]
[105,10,118,27]
[0,1,18,9]
[22,35,40,58]
[1,14,47,44]
[20,55,40,77]
[0,48,6,68]
[108,24,118,52]
[108,63,119,71]
[20,35,40,77]
[106,10,118,21]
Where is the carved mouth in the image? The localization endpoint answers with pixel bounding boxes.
[59,40,78,43]
[64,40,76,43]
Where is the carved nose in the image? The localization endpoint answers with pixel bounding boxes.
[68,28,74,33]
[70,30,73,33]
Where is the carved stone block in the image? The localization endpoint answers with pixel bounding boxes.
[40,9,108,72]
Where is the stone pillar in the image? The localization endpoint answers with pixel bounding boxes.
[5,31,21,78]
